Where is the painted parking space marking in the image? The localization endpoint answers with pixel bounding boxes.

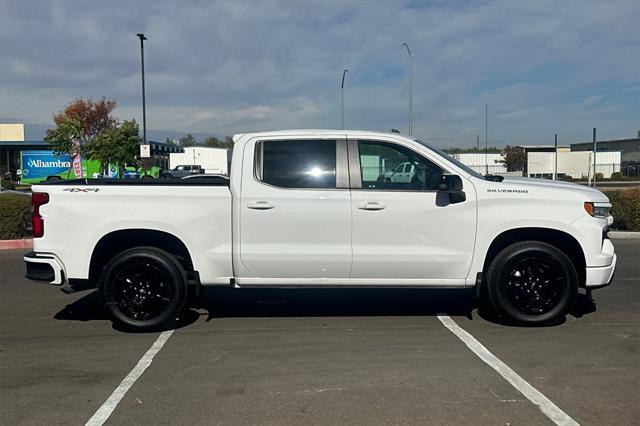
[437,315,579,426]
[85,330,175,426]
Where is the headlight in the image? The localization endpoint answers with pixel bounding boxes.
[584,202,611,219]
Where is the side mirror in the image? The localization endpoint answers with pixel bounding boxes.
[438,174,466,204]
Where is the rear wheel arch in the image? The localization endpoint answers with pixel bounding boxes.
[481,227,586,287]
[89,229,195,282]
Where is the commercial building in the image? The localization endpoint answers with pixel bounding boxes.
[570,131,640,163]
[0,123,183,180]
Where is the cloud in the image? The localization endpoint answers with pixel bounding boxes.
[0,0,638,145]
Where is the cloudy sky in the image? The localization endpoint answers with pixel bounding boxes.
[1,0,638,147]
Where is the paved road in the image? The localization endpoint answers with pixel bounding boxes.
[1,240,638,425]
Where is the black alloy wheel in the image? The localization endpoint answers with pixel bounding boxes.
[100,247,187,331]
[486,241,578,325]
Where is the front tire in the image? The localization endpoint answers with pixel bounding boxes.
[486,241,578,325]
[99,247,187,331]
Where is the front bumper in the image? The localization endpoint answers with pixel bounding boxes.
[585,253,617,289]
[24,251,66,285]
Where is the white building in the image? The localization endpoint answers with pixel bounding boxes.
[169,147,229,174]
[452,153,507,175]
[527,151,621,179]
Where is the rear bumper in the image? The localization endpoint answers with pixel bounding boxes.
[24,251,66,285]
[585,253,617,289]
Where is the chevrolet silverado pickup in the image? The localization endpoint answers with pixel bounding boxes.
[24,130,617,331]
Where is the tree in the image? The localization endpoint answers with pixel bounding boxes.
[203,136,234,149]
[86,120,141,176]
[52,98,117,144]
[45,116,86,157]
[443,146,501,154]
[45,98,118,176]
[178,134,197,146]
[498,145,527,171]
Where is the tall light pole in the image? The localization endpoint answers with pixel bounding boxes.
[137,33,148,146]
[593,128,597,188]
[485,103,489,175]
[341,69,348,130]
[401,42,412,136]
[554,134,558,180]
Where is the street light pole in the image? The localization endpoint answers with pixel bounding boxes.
[554,133,558,181]
[593,128,597,188]
[401,42,412,136]
[341,69,348,130]
[137,33,148,146]
[485,103,489,175]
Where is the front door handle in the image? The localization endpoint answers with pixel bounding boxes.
[358,201,386,211]
[247,201,275,210]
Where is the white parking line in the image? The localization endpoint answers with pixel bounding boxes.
[437,315,580,426]
[85,330,175,426]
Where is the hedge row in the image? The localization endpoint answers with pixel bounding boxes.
[0,193,31,239]
[605,188,640,232]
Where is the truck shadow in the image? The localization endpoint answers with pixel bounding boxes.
[53,287,597,332]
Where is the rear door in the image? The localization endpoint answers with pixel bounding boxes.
[348,138,477,283]
[238,137,352,279]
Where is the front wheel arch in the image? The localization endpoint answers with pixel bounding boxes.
[481,227,586,289]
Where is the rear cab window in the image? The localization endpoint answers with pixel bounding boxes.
[255,140,338,189]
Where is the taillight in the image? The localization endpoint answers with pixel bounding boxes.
[31,192,49,238]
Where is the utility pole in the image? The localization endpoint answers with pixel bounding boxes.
[476,134,480,150]
[593,128,597,188]
[554,134,558,180]
[341,69,348,130]
[401,42,412,136]
[485,103,488,175]
[137,33,148,146]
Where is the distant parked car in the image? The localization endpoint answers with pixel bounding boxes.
[384,161,416,183]
[123,169,141,179]
[162,165,204,178]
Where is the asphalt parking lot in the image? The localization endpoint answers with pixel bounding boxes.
[1,240,638,425]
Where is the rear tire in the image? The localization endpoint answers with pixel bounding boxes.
[486,241,578,325]
[99,247,187,332]
[162,173,173,179]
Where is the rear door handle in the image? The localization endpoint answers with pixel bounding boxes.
[358,201,386,211]
[247,201,275,210]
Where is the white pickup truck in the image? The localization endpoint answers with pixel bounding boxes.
[25,130,616,331]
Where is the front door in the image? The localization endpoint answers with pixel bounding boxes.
[349,139,477,283]
[238,137,352,279]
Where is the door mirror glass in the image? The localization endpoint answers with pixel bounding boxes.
[438,174,465,204]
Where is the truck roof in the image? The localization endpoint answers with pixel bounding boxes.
[234,129,409,140]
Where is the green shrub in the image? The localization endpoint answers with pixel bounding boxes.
[609,172,624,181]
[605,189,640,231]
[0,193,31,239]
[1,179,16,190]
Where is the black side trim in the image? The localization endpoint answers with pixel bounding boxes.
[39,178,229,186]
[24,251,53,260]
[474,272,483,300]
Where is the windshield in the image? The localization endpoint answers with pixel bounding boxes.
[414,139,486,180]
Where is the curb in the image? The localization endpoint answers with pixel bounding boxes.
[0,239,33,250]
[608,231,640,240]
